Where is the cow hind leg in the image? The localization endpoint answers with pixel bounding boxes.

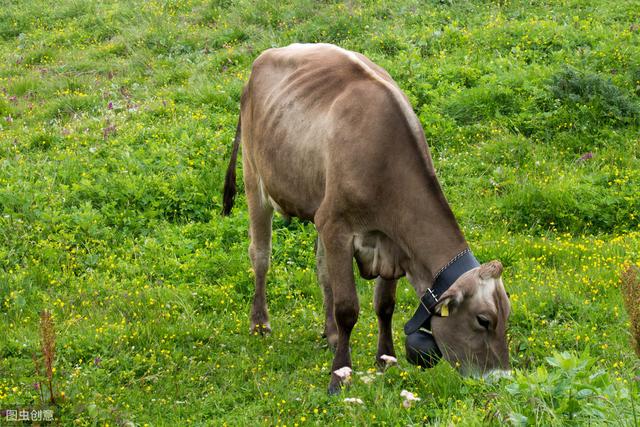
[246,177,274,335]
[374,277,397,367]
[316,237,338,350]
[317,221,358,394]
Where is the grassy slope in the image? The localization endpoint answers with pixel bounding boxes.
[1,0,639,425]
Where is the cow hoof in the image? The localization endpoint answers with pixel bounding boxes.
[327,380,342,395]
[250,322,271,336]
[375,355,397,370]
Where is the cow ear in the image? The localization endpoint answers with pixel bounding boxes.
[433,267,480,316]
[479,260,503,280]
[434,288,463,316]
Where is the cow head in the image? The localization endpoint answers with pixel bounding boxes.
[430,261,511,376]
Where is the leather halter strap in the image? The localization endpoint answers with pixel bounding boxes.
[404,249,480,335]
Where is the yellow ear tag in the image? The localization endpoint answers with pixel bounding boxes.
[440,304,449,317]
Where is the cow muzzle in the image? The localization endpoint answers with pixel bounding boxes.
[405,329,442,368]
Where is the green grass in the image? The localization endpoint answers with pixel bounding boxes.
[1,0,639,425]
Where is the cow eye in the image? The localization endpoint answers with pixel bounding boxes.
[477,315,491,330]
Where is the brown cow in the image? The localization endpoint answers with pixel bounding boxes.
[222,43,510,393]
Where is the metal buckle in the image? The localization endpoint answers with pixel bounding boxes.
[427,288,439,303]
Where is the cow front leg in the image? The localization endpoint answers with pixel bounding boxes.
[374,277,397,367]
[245,174,274,335]
[316,237,338,349]
[318,224,358,395]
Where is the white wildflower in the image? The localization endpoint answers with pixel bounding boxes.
[343,397,364,405]
[380,354,398,365]
[400,389,420,401]
[360,374,375,384]
[401,389,421,408]
[333,366,352,380]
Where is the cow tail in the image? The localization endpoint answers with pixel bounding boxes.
[222,116,241,216]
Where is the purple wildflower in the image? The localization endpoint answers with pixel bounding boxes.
[577,152,593,162]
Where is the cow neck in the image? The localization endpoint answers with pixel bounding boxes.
[384,122,472,299]
[393,150,480,335]
[396,177,469,292]
[397,185,479,335]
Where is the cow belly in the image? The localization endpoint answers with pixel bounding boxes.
[256,171,321,222]
[249,117,328,222]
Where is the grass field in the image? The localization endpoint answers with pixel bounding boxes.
[1,0,640,425]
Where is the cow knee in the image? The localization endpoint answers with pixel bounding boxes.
[249,244,270,271]
[334,301,359,332]
[374,279,396,321]
[375,299,395,320]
